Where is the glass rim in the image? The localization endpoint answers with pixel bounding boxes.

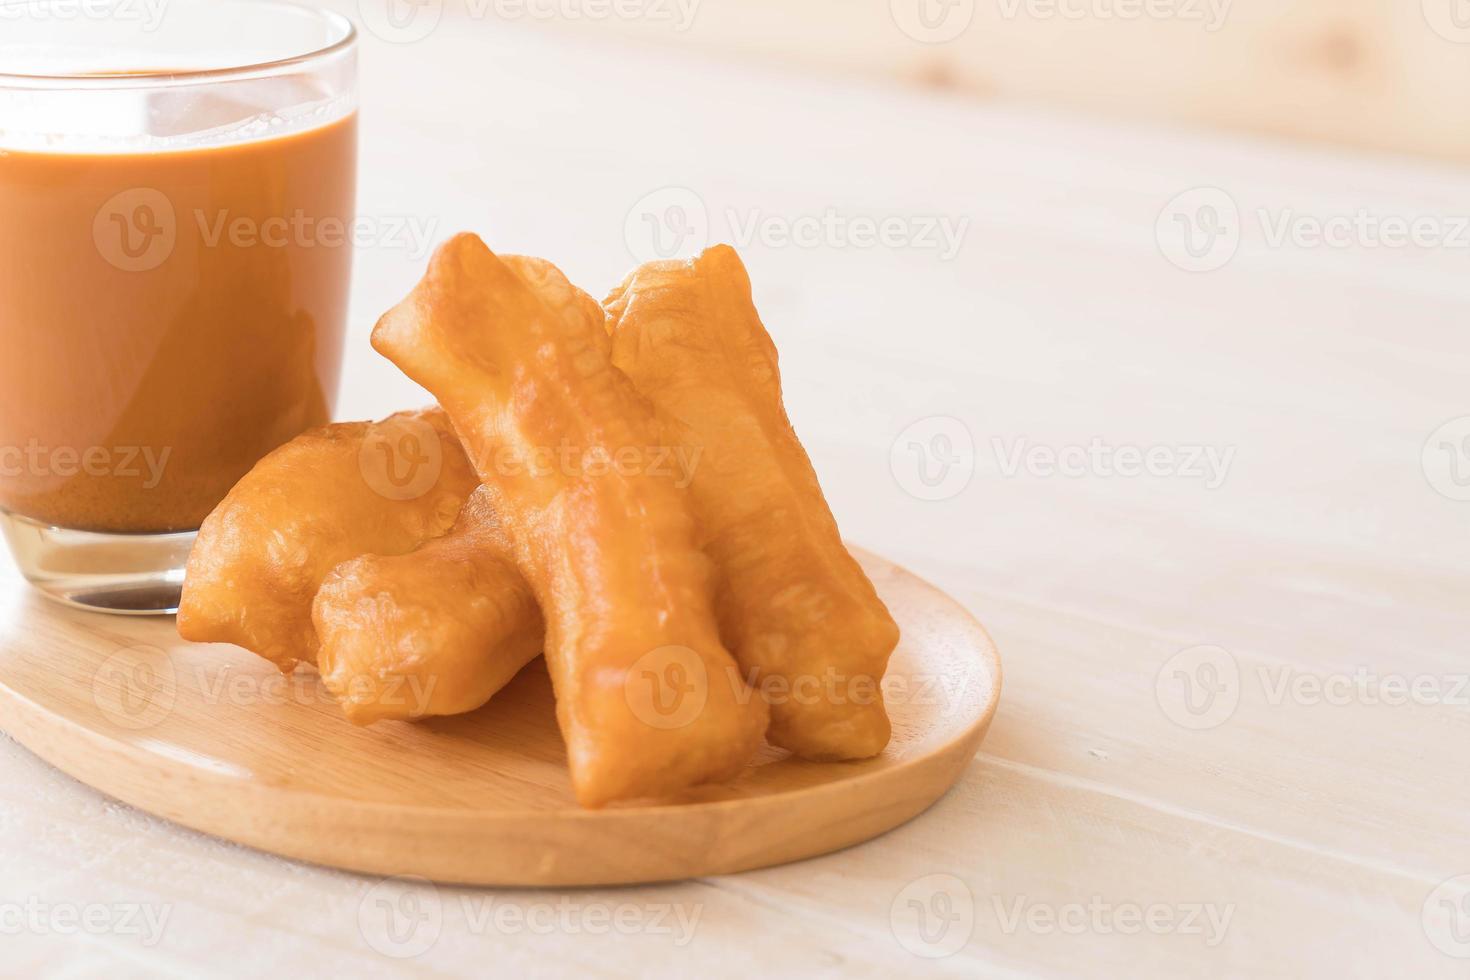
[0,0,356,88]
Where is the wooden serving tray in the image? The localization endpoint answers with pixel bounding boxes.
[0,549,1000,886]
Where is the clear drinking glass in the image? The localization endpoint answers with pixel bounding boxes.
[0,0,358,614]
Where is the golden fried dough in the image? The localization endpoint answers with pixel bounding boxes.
[605,246,899,760]
[373,233,768,807]
[178,408,478,671]
[313,487,544,725]
[502,254,605,327]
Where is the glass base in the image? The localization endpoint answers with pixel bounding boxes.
[0,510,194,616]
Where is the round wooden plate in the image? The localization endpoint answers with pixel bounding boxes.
[0,548,1000,886]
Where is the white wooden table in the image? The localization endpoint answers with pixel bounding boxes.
[4,13,1469,978]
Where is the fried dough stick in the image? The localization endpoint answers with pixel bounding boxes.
[373,234,768,807]
[605,246,899,760]
[314,487,545,725]
[178,408,478,671]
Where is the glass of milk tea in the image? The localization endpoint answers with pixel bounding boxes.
[0,0,358,613]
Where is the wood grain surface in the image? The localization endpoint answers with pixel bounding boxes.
[1,9,1468,978]
[515,0,1470,163]
[0,551,999,887]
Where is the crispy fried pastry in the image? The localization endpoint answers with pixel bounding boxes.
[314,487,544,725]
[604,246,899,760]
[372,233,768,806]
[178,408,478,671]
